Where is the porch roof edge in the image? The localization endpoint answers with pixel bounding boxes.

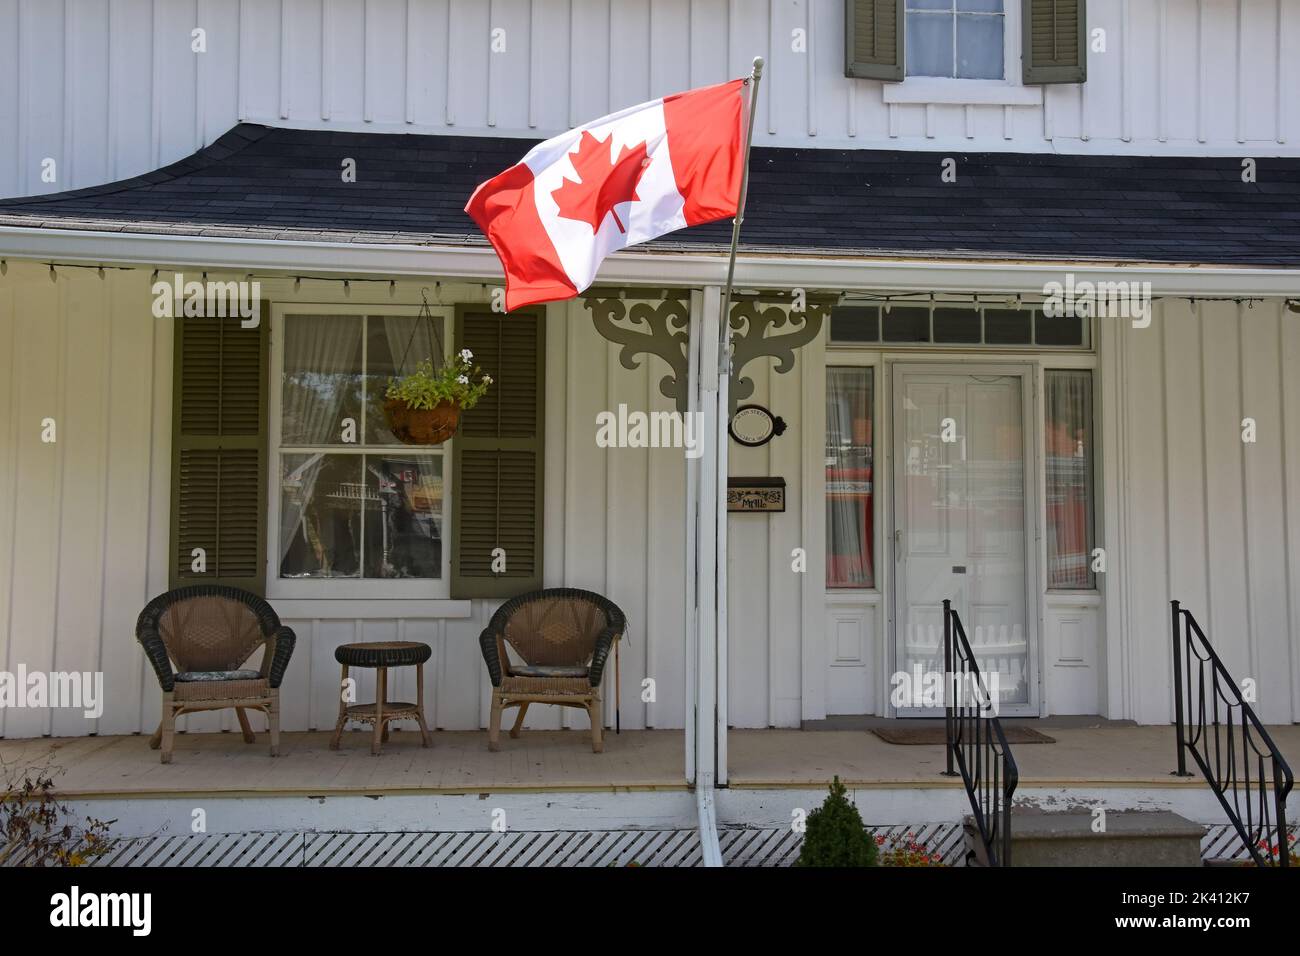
[1,225,1298,298]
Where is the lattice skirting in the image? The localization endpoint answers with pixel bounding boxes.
[1200,823,1297,864]
[5,822,1292,867]
[1,824,960,868]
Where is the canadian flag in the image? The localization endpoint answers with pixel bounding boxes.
[465,79,747,311]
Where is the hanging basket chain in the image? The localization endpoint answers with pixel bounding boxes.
[396,287,446,377]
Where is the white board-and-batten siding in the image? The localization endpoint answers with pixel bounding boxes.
[1099,300,1300,726]
[3,263,1300,735]
[0,267,707,737]
[3,0,1300,200]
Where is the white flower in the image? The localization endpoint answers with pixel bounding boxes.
[457,374,469,385]
[459,348,474,361]
[483,375,493,384]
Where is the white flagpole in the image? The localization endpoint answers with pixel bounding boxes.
[718,56,764,380]
[711,56,762,792]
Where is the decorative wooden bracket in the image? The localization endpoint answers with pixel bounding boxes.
[726,300,827,414]
[586,295,828,414]
[586,296,692,411]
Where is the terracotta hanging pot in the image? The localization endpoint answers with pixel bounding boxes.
[383,398,462,445]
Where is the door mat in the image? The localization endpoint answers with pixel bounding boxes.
[872,727,1056,745]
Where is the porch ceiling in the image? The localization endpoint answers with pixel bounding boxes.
[3,125,1300,268]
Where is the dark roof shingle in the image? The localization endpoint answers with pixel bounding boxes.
[2,123,1299,267]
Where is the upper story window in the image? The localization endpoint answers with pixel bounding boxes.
[845,0,1086,86]
[905,0,1004,80]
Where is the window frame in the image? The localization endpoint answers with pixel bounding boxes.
[903,0,1009,81]
[829,301,1092,351]
[1043,366,1098,592]
[823,355,882,596]
[266,303,454,601]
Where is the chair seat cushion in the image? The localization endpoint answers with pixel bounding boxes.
[174,669,263,682]
[510,664,589,679]
[501,675,592,696]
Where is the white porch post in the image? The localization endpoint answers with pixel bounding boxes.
[688,285,727,866]
[713,288,730,786]
[692,285,725,787]
[684,290,701,785]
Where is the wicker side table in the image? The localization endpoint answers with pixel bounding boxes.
[330,641,433,755]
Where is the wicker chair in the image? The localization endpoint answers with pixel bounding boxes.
[479,588,626,753]
[136,585,297,763]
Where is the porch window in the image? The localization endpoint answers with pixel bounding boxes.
[1045,369,1095,589]
[826,367,875,588]
[829,302,1086,349]
[275,313,446,587]
[905,0,1005,80]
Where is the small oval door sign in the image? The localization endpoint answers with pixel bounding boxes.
[729,404,787,447]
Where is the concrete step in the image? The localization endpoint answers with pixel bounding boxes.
[964,810,1206,867]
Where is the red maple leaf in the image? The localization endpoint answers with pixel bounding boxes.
[551,130,650,234]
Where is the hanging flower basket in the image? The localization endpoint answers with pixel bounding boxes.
[383,397,462,445]
[384,352,492,446]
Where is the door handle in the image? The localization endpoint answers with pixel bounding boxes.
[894,528,902,561]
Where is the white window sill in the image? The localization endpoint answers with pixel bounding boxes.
[882,80,1042,107]
[269,599,474,620]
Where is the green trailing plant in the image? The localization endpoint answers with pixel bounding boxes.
[1,755,114,867]
[385,349,492,410]
[796,776,878,867]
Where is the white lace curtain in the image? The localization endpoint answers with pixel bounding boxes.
[278,315,363,570]
[1045,370,1094,589]
[826,367,873,588]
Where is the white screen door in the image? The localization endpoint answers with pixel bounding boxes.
[892,365,1036,716]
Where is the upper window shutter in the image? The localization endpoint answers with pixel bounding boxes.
[169,304,269,594]
[451,305,545,599]
[845,0,904,81]
[1022,0,1087,84]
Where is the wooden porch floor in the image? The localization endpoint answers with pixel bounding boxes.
[4,724,1298,797]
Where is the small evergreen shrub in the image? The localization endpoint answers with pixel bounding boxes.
[796,776,878,867]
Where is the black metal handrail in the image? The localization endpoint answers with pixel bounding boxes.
[943,599,1019,867]
[1171,601,1294,867]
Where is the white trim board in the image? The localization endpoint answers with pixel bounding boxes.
[3,228,1300,297]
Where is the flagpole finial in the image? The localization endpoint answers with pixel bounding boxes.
[751,56,764,80]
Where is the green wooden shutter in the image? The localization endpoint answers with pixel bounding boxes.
[169,303,269,594]
[451,305,545,599]
[1022,0,1087,84]
[845,0,904,81]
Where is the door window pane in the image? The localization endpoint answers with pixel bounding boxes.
[826,368,874,588]
[1045,370,1095,589]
